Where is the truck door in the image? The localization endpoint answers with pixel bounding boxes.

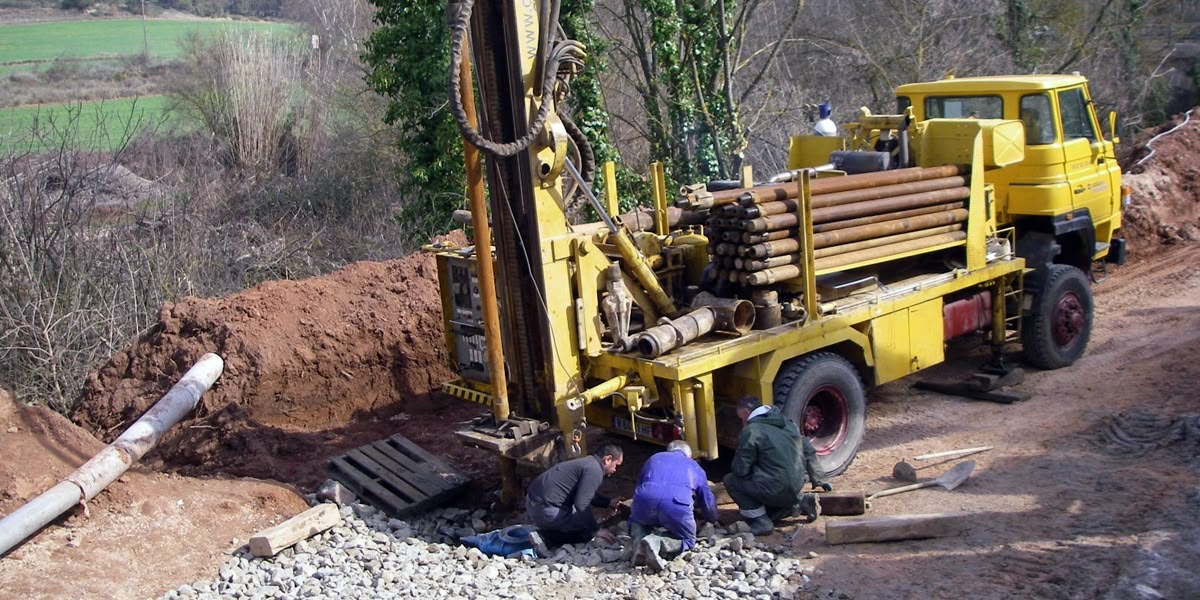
[1057,86,1114,232]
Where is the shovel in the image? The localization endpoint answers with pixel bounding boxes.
[868,460,976,501]
[892,446,992,482]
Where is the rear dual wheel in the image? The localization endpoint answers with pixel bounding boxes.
[774,352,866,477]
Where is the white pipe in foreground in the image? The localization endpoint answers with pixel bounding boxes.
[0,353,224,557]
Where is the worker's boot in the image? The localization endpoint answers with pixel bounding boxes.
[747,515,775,536]
[637,534,682,572]
[625,522,650,564]
[740,506,775,535]
[528,530,551,558]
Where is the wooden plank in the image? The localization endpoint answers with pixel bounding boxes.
[825,512,966,545]
[355,445,433,501]
[370,441,452,493]
[248,504,341,557]
[387,434,453,470]
[709,480,734,505]
[384,436,469,490]
[369,439,463,494]
[328,456,410,511]
[326,434,471,518]
[816,492,867,516]
[347,449,428,503]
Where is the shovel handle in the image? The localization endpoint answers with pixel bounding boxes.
[867,480,936,500]
[912,446,993,461]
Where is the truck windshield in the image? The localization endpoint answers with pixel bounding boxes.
[1019,94,1055,145]
[924,96,1002,119]
[1057,87,1098,142]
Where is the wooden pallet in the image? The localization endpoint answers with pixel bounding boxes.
[327,434,470,518]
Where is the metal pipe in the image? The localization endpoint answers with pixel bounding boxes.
[578,374,629,405]
[811,176,966,209]
[742,253,799,272]
[814,231,967,271]
[742,228,797,244]
[676,165,966,209]
[746,238,800,259]
[635,307,717,358]
[747,264,803,286]
[744,212,800,233]
[813,224,965,259]
[813,187,969,224]
[740,198,799,219]
[458,45,510,422]
[0,353,224,556]
[812,202,964,234]
[690,291,756,334]
[811,208,968,248]
[566,158,619,233]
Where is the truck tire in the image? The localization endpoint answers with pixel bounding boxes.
[1021,264,1093,369]
[774,352,866,477]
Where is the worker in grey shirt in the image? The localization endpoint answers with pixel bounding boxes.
[525,444,624,553]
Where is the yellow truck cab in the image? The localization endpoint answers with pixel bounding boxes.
[894,75,1127,272]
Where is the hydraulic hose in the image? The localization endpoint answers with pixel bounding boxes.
[447,0,584,157]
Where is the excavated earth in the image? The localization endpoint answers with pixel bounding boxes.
[1,111,1199,598]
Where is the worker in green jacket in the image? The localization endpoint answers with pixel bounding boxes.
[723,395,829,535]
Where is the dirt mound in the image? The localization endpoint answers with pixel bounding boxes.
[0,387,104,516]
[70,232,480,487]
[0,387,309,599]
[1122,108,1200,257]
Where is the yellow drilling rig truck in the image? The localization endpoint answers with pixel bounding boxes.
[435,0,1126,486]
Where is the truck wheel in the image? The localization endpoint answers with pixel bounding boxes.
[774,352,866,476]
[1021,264,1093,369]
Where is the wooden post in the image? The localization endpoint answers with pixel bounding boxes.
[249,504,342,557]
[825,512,966,545]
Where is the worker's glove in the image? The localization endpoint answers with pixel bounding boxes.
[812,481,833,492]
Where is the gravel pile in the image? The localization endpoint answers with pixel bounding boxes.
[161,499,827,599]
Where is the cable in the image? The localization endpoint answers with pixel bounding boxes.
[1135,109,1193,167]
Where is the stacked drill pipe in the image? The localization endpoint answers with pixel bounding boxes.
[698,166,970,288]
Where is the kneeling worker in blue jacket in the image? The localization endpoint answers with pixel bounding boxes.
[628,440,718,570]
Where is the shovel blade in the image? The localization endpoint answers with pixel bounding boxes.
[932,459,976,491]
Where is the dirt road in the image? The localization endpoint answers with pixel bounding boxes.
[783,244,1200,599]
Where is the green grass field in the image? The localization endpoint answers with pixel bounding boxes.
[0,17,300,152]
[0,95,181,154]
[0,18,298,68]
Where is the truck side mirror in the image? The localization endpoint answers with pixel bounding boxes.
[1108,111,1120,145]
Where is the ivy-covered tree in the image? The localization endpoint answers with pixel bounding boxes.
[597,0,804,185]
[362,0,463,238]
[364,0,642,230]
[559,0,647,212]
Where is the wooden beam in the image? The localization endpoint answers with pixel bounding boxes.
[249,503,342,557]
[815,492,867,516]
[825,512,966,545]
